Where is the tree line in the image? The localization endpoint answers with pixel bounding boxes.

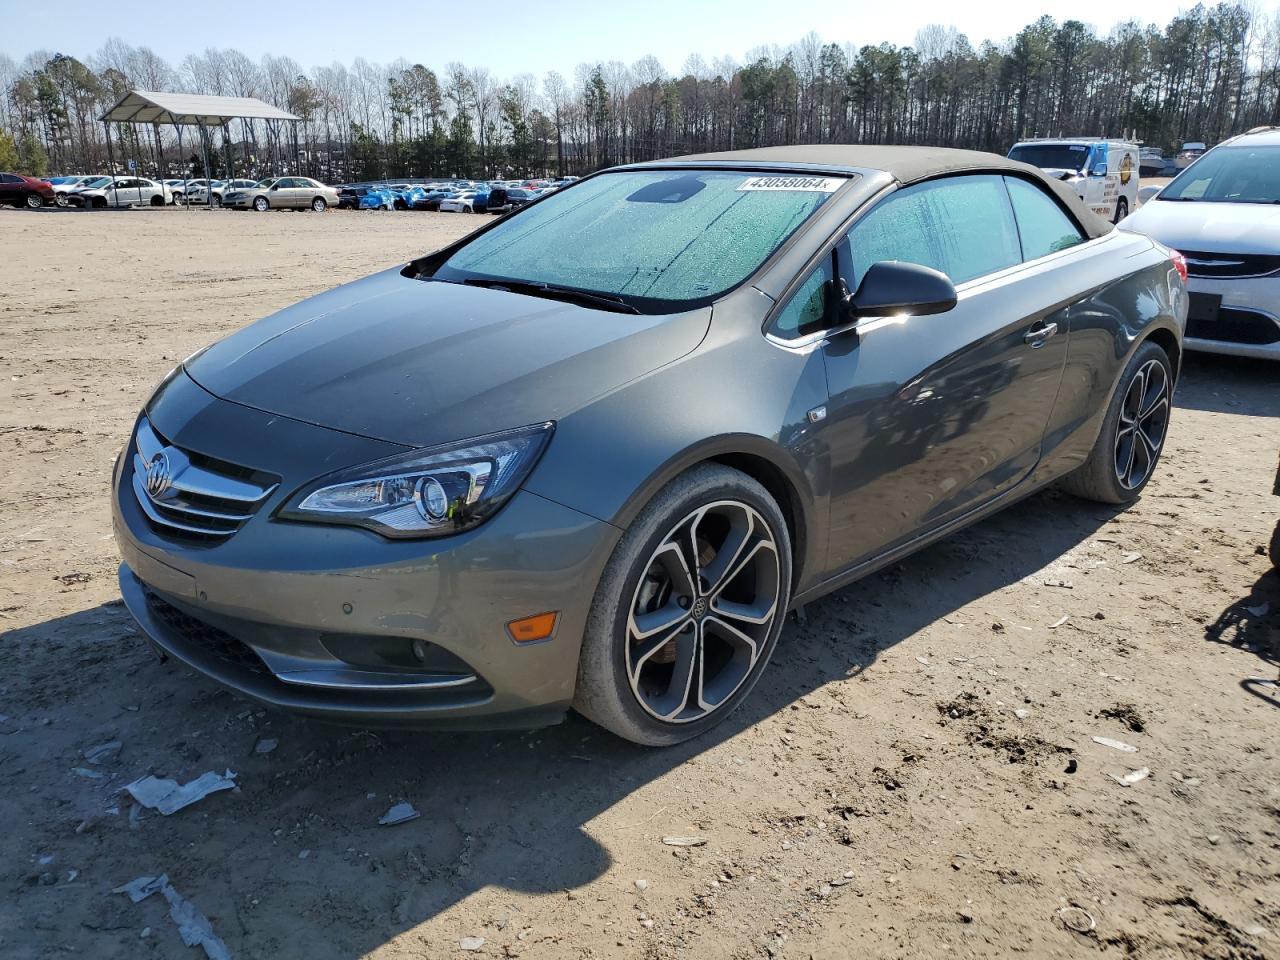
[2,4,1278,182]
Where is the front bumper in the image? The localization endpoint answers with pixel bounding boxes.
[1185,274,1280,360]
[113,374,621,728]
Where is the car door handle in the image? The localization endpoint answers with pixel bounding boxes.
[1024,321,1059,347]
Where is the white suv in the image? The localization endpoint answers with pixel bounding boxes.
[1121,127,1280,359]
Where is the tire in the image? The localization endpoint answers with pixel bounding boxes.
[1113,197,1129,224]
[210,194,222,209]
[54,193,68,207]
[311,197,327,212]
[253,196,270,212]
[150,195,163,207]
[1060,340,1173,504]
[92,197,107,209]
[25,192,44,209]
[573,464,793,746]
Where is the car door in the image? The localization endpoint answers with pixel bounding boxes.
[113,178,141,206]
[812,174,1074,572]
[0,173,19,205]
[138,178,160,204]
[282,178,306,208]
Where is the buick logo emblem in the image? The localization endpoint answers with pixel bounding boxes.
[145,451,173,498]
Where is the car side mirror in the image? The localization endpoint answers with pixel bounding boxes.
[270,185,279,191]
[1138,185,1161,205]
[841,261,958,321]
[1092,164,1108,177]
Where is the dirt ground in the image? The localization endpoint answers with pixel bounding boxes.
[1,206,1277,960]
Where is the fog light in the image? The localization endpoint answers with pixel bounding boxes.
[411,639,429,664]
[506,611,558,644]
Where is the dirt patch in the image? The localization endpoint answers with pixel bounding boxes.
[1099,701,1147,733]
[1,207,1277,959]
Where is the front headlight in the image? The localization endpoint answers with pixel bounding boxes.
[278,422,554,539]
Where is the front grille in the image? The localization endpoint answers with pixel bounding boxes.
[1181,249,1280,279]
[143,587,269,677]
[130,417,278,541]
[1187,308,1280,345]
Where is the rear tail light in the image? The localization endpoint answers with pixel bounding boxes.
[1168,248,1188,284]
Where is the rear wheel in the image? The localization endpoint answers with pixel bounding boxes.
[210,194,222,209]
[574,464,792,746]
[25,192,44,209]
[253,196,270,212]
[311,196,327,212]
[1113,197,1129,224]
[1061,340,1172,504]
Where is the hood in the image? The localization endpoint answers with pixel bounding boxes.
[184,267,711,447]
[1121,199,1280,255]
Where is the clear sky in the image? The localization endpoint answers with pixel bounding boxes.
[9,0,1162,76]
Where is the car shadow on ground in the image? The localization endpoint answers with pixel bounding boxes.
[7,487,1114,956]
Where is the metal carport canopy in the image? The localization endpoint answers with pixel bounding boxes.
[100,90,299,125]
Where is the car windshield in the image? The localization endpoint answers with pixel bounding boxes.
[1160,145,1280,203]
[1008,143,1091,172]
[82,177,111,188]
[256,179,275,188]
[435,169,849,311]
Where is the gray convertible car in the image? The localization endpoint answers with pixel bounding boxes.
[113,146,1188,745]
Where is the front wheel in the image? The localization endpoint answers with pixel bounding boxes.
[210,194,222,209]
[150,195,164,207]
[574,464,792,746]
[55,194,68,207]
[253,196,270,212]
[1060,340,1173,504]
[311,197,327,212]
[25,193,44,209]
[1113,197,1129,224]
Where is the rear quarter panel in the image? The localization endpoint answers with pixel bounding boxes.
[1034,230,1187,482]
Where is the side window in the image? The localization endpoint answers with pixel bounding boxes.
[770,255,834,339]
[845,175,1021,287]
[1005,177,1085,260]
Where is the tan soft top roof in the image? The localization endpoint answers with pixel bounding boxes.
[650,144,1114,240]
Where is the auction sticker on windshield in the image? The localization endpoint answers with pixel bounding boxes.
[737,175,843,192]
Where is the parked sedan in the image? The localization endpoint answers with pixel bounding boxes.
[112,146,1186,745]
[439,190,481,213]
[413,188,456,211]
[1121,127,1280,359]
[65,176,170,208]
[48,175,100,206]
[0,172,56,208]
[223,177,339,211]
[187,179,259,207]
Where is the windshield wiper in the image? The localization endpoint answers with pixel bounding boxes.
[458,277,641,314]
[1159,196,1199,201]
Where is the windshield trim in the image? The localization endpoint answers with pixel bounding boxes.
[411,166,860,315]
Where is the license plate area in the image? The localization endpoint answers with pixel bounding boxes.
[1188,292,1222,323]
